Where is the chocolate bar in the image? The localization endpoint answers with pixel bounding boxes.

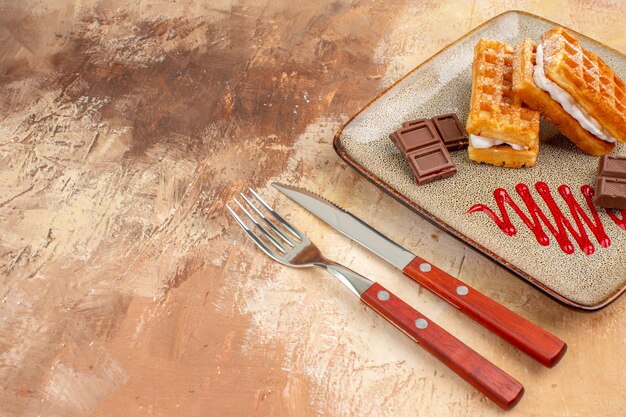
[389,120,457,185]
[595,155,626,209]
[402,113,468,151]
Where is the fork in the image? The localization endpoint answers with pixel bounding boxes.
[227,188,524,410]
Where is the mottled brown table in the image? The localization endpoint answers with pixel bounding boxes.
[1,1,624,416]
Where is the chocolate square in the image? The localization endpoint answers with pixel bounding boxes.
[392,120,440,154]
[406,146,456,185]
[595,155,626,209]
[431,113,469,151]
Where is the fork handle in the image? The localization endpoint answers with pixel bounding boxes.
[403,257,567,368]
[361,282,524,410]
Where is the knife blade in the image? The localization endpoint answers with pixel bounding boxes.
[272,182,567,368]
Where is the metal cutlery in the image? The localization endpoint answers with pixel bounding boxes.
[272,183,567,368]
[227,188,524,410]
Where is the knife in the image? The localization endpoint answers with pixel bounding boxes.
[272,182,567,368]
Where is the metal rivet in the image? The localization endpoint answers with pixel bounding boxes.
[456,285,469,296]
[377,290,390,301]
[419,263,431,272]
[415,318,428,329]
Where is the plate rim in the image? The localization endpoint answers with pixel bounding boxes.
[333,9,626,311]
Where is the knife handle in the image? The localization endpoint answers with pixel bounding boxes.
[402,257,567,368]
[361,282,524,410]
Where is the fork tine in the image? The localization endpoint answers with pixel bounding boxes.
[226,204,283,261]
[248,188,302,240]
[240,192,297,247]
[234,198,287,255]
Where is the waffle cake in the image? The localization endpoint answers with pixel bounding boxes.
[467,39,540,168]
[513,27,625,155]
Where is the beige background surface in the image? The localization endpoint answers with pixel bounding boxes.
[0,1,624,416]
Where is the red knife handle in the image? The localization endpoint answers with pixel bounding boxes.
[402,257,567,368]
[362,282,523,410]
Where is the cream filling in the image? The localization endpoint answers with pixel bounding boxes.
[470,134,529,150]
[533,43,617,143]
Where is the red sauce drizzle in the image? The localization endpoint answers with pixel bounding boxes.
[467,182,626,255]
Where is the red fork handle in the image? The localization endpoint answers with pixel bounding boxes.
[403,257,567,368]
[362,282,524,410]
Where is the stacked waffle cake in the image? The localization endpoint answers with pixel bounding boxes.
[467,27,626,168]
